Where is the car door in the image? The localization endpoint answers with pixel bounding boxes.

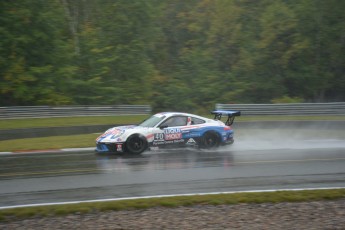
[152,116,187,146]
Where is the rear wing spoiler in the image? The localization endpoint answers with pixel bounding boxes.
[211,110,241,126]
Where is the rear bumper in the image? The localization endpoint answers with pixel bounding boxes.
[222,133,234,145]
[224,138,234,145]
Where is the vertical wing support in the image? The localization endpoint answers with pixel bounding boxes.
[211,110,241,126]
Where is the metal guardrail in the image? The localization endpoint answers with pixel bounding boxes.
[0,105,152,119]
[216,102,345,116]
[1,103,344,119]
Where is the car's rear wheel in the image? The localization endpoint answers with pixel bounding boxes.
[201,131,220,149]
[125,134,148,154]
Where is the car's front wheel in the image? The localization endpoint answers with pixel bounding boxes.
[201,131,220,149]
[125,134,148,154]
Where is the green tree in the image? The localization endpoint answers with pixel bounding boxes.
[67,0,159,105]
[1,0,344,109]
[286,0,345,102]
[0,0,76,106]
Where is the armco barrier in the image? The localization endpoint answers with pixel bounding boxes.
[1,103,344,119]
[0,105,151,119]
[216,102,345,116]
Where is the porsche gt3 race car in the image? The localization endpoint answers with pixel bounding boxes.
[95,110,241,154]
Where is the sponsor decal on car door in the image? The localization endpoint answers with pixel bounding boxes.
[152,128,184,145]
[164,128,182,140]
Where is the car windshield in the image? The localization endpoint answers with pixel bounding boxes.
[138,114,166,127]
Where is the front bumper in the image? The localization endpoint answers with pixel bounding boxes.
[96,142,125,153]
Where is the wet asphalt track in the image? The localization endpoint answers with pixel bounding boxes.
[0,128,345,207]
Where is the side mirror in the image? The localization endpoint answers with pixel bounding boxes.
[159,125,168,129]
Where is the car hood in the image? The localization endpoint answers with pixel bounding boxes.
[96,125,148,142]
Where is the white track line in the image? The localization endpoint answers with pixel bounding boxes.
[1,187,344,210]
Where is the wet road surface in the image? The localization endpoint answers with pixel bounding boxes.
[0,129,345,207]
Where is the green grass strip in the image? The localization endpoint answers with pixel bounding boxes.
[1,115,344,130]
[237,115,345,122]
[0,115,148,130]
[0,134,99,152]
[0,188,344,222]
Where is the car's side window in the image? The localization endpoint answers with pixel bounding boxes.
[161,116,187,127]
[191,117,205,125]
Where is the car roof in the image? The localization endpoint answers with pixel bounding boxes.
[154,112,208,120]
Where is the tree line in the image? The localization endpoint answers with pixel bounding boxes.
[1,0,344,113]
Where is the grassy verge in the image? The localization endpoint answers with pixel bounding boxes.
[237,115,345,122]
[1,115,344,130]
[0,115,148,130]
[0,134,99,152]
[1,188,344,222]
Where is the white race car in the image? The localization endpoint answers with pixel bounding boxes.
[96,110,240,154]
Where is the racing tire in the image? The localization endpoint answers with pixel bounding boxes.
[125,134,148,154]
[201,131,220,149]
